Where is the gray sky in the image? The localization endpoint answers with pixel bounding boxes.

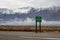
[0,0,60,9]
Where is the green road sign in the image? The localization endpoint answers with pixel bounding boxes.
[35,16,42,22]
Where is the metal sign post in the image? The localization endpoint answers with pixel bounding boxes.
[39,22,41,32]
[35,16,42,33]
[35,21,37,33]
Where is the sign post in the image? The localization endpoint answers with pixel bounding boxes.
[35,21,37,33]
[35,16,42,33]
[39,22,41,32]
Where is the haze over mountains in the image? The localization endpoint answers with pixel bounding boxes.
[0,6,60,26]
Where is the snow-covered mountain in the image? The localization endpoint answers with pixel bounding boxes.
[0,6,60,21]
[0,6,60,26]
[13,7,31,14]
[0,6,60,25]
[0,7,31,14]
[0,8,13,14]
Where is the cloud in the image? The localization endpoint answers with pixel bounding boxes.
[31,0,60,8]
[0,0,32,9]
[42,21,60,26]
[0,0,60,8]
[0,17,60,26]
[0,18,35,26]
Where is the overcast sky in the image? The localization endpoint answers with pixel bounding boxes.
[0,0,60,9]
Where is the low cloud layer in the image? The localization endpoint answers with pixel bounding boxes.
[0,18,60,26]
[0,18,35,26]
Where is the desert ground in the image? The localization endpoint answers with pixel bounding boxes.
[0,26,60,33]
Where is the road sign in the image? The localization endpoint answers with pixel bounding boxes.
[35,16,42,22]
[35,16,42,33]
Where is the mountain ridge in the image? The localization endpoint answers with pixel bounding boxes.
[0,6,60,21]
